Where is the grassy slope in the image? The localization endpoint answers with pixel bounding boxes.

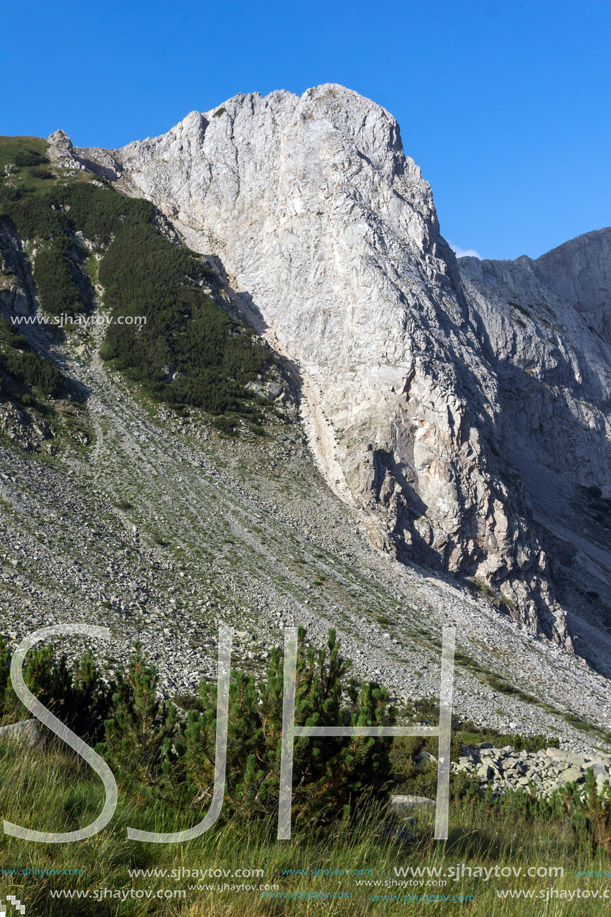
[0,738,609,916]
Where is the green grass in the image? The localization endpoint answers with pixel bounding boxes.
[0,738,610,915]
[0,136,49,174]
[454,643,611,745]
[561,711,611,742]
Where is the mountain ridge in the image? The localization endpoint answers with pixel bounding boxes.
[49,83,600,648]
[1,99,611,750]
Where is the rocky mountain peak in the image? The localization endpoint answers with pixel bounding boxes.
[47,86,611,652]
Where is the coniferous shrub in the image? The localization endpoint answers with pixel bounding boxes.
[558,771,611,853]
[28,167,54,181]
[101,643,177,790]
[1,179,271,420]
[169,627,394,829]
[33,243,83,315]
[0,316,64,397]
[5,627,611,847]
[0,638,111,744]
[15,628,394,829]
[12,149,49,168]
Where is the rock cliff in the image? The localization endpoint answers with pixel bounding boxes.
[48,85,610,649]
[460,229,611,493]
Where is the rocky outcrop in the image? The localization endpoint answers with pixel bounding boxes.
[452,743,611,797]
[459,233,611,656]
[50,85,609,648]
[459,229,611,495]
[0,401,54,452]
[0,218,33,316]
[0,718,46,747]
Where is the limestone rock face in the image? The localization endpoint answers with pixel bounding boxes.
[53,84,597,646]
[459,230,611,492]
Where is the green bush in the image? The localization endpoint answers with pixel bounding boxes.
[5,625,611,871]
[211,415,238,435]
[0,186,26,204]
[0,637,111,744]
[90,629,393,829]
[163,627,393,829]
[0,315,64,397]
[0,625,397,832]
[97,210,270,415]
[28,167,54,180]
[12,149,49,168]
[102,644,177,789]
[559,771,611,853]
[33,243,84,315]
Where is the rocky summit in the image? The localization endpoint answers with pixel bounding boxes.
[1,86,611,759]
[50,84,611,655]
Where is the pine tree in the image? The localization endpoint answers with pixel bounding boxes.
[70,649,113,743]
[102,643,177,789]
[169,627,394,829]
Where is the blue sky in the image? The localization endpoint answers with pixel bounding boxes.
[2,0,609,260]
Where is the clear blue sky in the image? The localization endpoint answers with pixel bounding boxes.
[2,0,609,260]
